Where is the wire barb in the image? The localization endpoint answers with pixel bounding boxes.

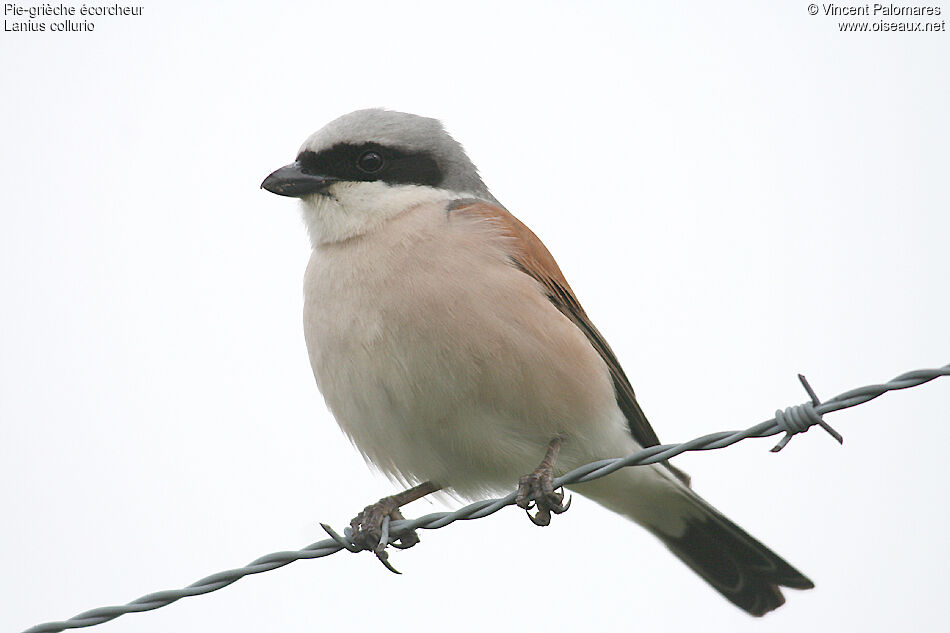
[319,523,360,552]
[20,363,950,633]
[372,516,402,574]
[800,373,845,445]
[770,373,844,452]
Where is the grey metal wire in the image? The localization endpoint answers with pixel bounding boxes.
[21,364,950,633]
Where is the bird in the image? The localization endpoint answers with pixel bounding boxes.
[261,108,814,616]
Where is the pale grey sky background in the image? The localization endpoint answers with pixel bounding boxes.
[2,2,948,632]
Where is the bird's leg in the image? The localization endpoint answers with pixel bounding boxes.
[349,481,441,560]
[515,437,572,526]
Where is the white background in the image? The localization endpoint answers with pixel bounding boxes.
[2,1,948,631]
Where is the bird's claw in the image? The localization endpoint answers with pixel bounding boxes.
[348,504,421,573]
[515,467,572,527]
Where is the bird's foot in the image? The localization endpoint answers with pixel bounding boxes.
[343,481,440,573]
[515,438,572,526]
[349,502,421,555]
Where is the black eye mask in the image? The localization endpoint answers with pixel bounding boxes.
[296,143,443,188]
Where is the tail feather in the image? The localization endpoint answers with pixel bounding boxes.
[653,492,814,616]
[571,466,813,616]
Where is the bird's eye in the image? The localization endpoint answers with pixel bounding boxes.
[357,151,384,173]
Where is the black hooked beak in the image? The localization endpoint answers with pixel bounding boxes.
[260,162,338,197]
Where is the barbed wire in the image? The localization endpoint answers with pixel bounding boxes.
[21,364,950,633]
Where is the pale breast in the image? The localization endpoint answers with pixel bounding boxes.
[302,200,628,496]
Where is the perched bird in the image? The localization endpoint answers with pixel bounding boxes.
[261,109,813,615]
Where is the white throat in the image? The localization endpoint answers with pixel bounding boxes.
[299,181,455,246]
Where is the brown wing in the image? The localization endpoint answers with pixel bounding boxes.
[446,199,689,486]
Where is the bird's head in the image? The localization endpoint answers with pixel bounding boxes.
[262,109,496,245]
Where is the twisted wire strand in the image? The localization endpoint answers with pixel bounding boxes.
[22,364,950,633]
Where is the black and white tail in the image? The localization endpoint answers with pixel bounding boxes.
[572,465,813,616]
[653,490,814,616]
